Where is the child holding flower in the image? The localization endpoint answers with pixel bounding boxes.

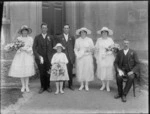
[50,43,69,94]
[8,25,35,92]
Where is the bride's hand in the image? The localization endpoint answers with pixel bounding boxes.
[101,54,106,59]
[20,47,26,51]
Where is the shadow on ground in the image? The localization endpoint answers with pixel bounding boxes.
[1,88,23,109]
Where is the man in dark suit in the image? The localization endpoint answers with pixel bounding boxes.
[114,38,140,102]
[56,24,75,90]
[33,23,55,94]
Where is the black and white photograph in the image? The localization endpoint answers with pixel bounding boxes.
[0,1,148,114]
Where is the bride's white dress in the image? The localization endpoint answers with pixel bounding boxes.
[74,37,94,82]
[8,36,35,77]
[95,37,115,80]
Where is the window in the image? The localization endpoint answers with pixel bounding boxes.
[139,9,147,22]
[128,11,136,23]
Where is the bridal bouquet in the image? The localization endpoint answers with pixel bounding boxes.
[51,63,65,77]
[105,43,120,54]
[4,40,25,52]
[85,47,95,54]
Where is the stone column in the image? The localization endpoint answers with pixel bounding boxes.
[28,2,42,38]
[65,2,77,37]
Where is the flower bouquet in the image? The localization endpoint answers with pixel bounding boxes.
[105,43,120,54]
[4,40,25,52]
[51,63,65,77]
[85,47,95,54]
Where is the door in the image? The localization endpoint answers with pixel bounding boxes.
[42,1,65,36]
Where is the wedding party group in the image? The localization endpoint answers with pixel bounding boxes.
[5,23,140,103]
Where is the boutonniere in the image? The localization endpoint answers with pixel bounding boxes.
[47,36,51,41]
[131,52,133,55]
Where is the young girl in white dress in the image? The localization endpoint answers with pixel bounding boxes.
[95,27,115,92]
[8,25,35,92]
[50,43,69,94]
[74,27,94,91]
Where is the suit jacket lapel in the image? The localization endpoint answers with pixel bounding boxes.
[120,50,124,66]
[67,34,71,43]
[62,34,67,45]
[40,34,45,44]
[127,49,131,61]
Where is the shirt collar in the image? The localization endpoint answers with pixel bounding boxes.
[124,48,129,53]
[64,33,68,36]
[42,33,47,36]
[42,33,47,39]
[124,48,129,51]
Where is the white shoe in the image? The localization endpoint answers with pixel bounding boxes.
[106,87,110,92]
[85,86,89,91]
[100,86,105,91]
[21,87,25,92]
[26,87,30,92]
[79,85,84,91]
[60,90,64,94]
[55,91,59,95]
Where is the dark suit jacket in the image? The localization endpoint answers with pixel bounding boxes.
[56,34,75,64]
[114,49,140,77]
[33,34,55,64]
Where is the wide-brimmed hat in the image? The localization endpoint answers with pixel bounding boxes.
[76,27,91,35]
[97,27,113,35]
[18,25,32,34]
[53,43,65,50]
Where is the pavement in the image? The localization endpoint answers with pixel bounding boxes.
[1,77,148,114]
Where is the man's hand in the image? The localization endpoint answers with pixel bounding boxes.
[39,56,44,64]
[127,71,134,76]
[118,69,124,76]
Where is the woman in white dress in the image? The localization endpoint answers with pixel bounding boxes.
[50,43,69,94]
[8,25,35,92]
[74,27,94,91]
[95,27,115,92]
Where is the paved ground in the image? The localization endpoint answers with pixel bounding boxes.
[1,59,148,114]
[1,77,148,114]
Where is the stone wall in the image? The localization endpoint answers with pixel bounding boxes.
[1,1,148,60]
[67,1,148,59]
[65,2,78,37]
[1,2,42,60]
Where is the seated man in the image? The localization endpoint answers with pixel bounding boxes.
[114,38,140,102]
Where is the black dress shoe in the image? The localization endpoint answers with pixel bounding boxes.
[68,86,74,91]
[114,94,122,99]
[121,95,127,102]
[47,88,52,93]
[39,88,45,94]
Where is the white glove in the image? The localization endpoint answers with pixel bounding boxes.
[39,56,44,64]
[118,69,124,76]
[106,51,112,55]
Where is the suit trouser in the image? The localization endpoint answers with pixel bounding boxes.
[67,62,73,87]
[116,73,135,96]
[63,61,73,87]
[36,59,50,90]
